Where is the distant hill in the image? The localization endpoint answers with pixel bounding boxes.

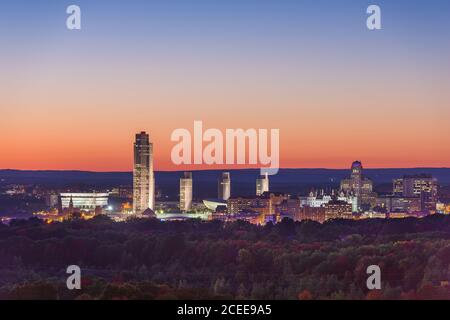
[1,168,450,200]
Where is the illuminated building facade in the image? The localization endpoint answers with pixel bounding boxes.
[60,193,109,210]
[340,161,376,210]
[133,132,155,214]
[203,199,227,212]
[300,191,333,208]
[180,172,193,212]
[297,206,326,223]
[111,186,133,199]
[437,202,450,215]
[359,212,387,219]
[227,197,255,215]
[376,196,421,214]
[392,175,438,212]
[393,178,404,195]
[299,190,358,212]
[218,172,231,201]
[324,200,353,221]
[256,173,269,196]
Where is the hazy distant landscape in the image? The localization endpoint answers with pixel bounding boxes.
[2,168,450,200]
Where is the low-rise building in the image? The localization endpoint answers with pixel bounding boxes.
[324,200,353,221]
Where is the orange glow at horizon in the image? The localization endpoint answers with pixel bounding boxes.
[1,0,450,172]
[1,43,450,171]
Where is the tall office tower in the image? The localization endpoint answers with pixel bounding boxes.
[256,172,270,196]
[218,172,231,201]
[393,175,438,212]
[133,132,155,214]
[340,161,375,210]
[393,178,404,196]
[180,172,193,212]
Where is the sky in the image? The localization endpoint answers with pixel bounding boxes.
[0,0,449,171]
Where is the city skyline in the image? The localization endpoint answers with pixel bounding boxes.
[3,161,450,172]
[1,0,450,171]
[2,0,450,304]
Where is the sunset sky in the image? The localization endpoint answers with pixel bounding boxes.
[1,0,450,171]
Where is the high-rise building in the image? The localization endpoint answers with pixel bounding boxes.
[218,172,231,201]
[180,172,193,212]
[392,175,438,212]
[340,161,376,210]
[133,132,155,214]
[393,178,404,196]
[256,173,269,196]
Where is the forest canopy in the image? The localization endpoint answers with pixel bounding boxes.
[0,215,450,300]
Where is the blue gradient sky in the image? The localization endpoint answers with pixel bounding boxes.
[1,0,449,170]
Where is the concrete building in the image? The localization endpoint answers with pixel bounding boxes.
[60,193,109,211]
[218,172,231,201]
[180,172,193,212]
[256,173,269,196]
[133,132,155,214]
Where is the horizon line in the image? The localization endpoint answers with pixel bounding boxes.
[2,167,450,174]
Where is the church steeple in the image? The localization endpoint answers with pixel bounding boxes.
[68,195,74,215]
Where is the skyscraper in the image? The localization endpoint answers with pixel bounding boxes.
[218,172,231,201]
[340,161,375,210]
[180,172,193,212]
[256,173,269,196]
[133,132,155,214]
[392,175,438,212]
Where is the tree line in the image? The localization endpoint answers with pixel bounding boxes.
[0,215,449,299]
